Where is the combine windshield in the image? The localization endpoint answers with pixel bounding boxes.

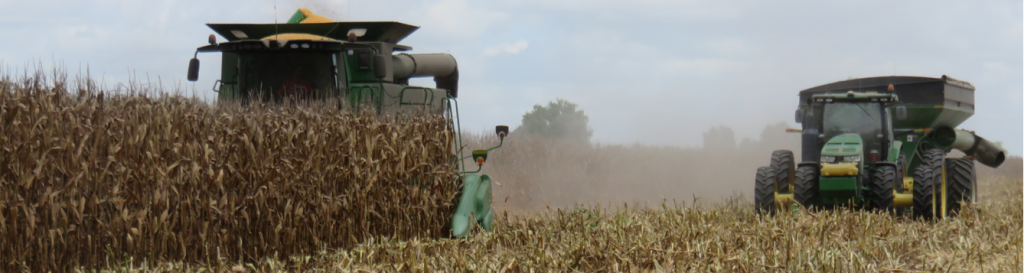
[238,52,338,101]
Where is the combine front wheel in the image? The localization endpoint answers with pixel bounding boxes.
[754,166,776,216]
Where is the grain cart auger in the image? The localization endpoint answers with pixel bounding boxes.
[754,75,1005,219]
[185,8,506,237]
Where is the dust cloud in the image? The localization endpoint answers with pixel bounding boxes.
[461,122,802,213]
[462,123,1022,214]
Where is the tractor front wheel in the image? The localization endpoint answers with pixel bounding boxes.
[754,166,776,216]
[868,165,896,212]
[794,165,820,210]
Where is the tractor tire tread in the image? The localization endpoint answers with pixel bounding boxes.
[770,150,796,194]
[944,158,975,216]
[794,165,820,210]
[913,148,945,220]
[868,165,896,212]
[754,166,776,216]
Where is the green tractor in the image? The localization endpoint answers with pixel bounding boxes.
[756,75,1006,219]
[185,8,504,237]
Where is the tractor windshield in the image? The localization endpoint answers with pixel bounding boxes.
[238,52,338,101]
[823,102,883,153]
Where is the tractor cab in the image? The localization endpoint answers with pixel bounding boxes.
[803,91,901,166]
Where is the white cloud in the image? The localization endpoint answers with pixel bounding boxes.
[1007,90,1024,104]
[483,40,529,56]
[418,0,508,40]
[658,58,749,78]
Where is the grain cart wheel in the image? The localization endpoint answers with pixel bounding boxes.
[913,148,945,220]
[754,167,776,216]
[867,165,896,212]
[943,158,975,217]
[770,150,796,194]
[794,165,820,210]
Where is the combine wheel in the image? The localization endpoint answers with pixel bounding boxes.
[913,148,945,220]
[793,165,820,210]
[770,150,796,194]
[754,167,776,216]
[867,165,896,212]
[943,158,975,216]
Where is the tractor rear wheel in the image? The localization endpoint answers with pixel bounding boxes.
[794,165,820,210]
[867,165,896,212]
[771,150,796,194]
[754,166,776,216]
[913,148,945,220]
[944,158,975,217]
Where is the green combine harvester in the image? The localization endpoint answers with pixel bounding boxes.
[755,75,1006,219]
[185,8,504,237]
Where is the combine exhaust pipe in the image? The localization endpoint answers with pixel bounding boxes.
[934,127,1006,168]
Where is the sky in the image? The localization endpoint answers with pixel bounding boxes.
[1,0,1021,155]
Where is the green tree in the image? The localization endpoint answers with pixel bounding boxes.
[517,98,592,143]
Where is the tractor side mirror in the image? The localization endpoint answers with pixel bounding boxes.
[896,106,907,120]
[373,54,387,79]
[794,109,804,123]
[187,58,200,82]
[495,125,509,140]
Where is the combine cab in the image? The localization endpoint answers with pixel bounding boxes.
[186,8,503,237]
[755,75,1006,219]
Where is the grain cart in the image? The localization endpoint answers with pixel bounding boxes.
[755,75,1005,219]
[185,8,504,237]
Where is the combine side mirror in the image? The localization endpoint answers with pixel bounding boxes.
[187,58,200,82]
[373,55,387,79]
[896,106,907,120]
[794,109,804,123]
[495,125,509,140]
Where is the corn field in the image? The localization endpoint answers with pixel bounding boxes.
[1,70,1021,272]
[0,72,461,271]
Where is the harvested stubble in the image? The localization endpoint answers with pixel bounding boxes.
[105,176,1022,272]
[0,74,460,271]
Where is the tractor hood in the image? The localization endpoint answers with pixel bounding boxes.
[821,133,863,156]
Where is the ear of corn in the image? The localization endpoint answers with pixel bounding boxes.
[0,70,459,271]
